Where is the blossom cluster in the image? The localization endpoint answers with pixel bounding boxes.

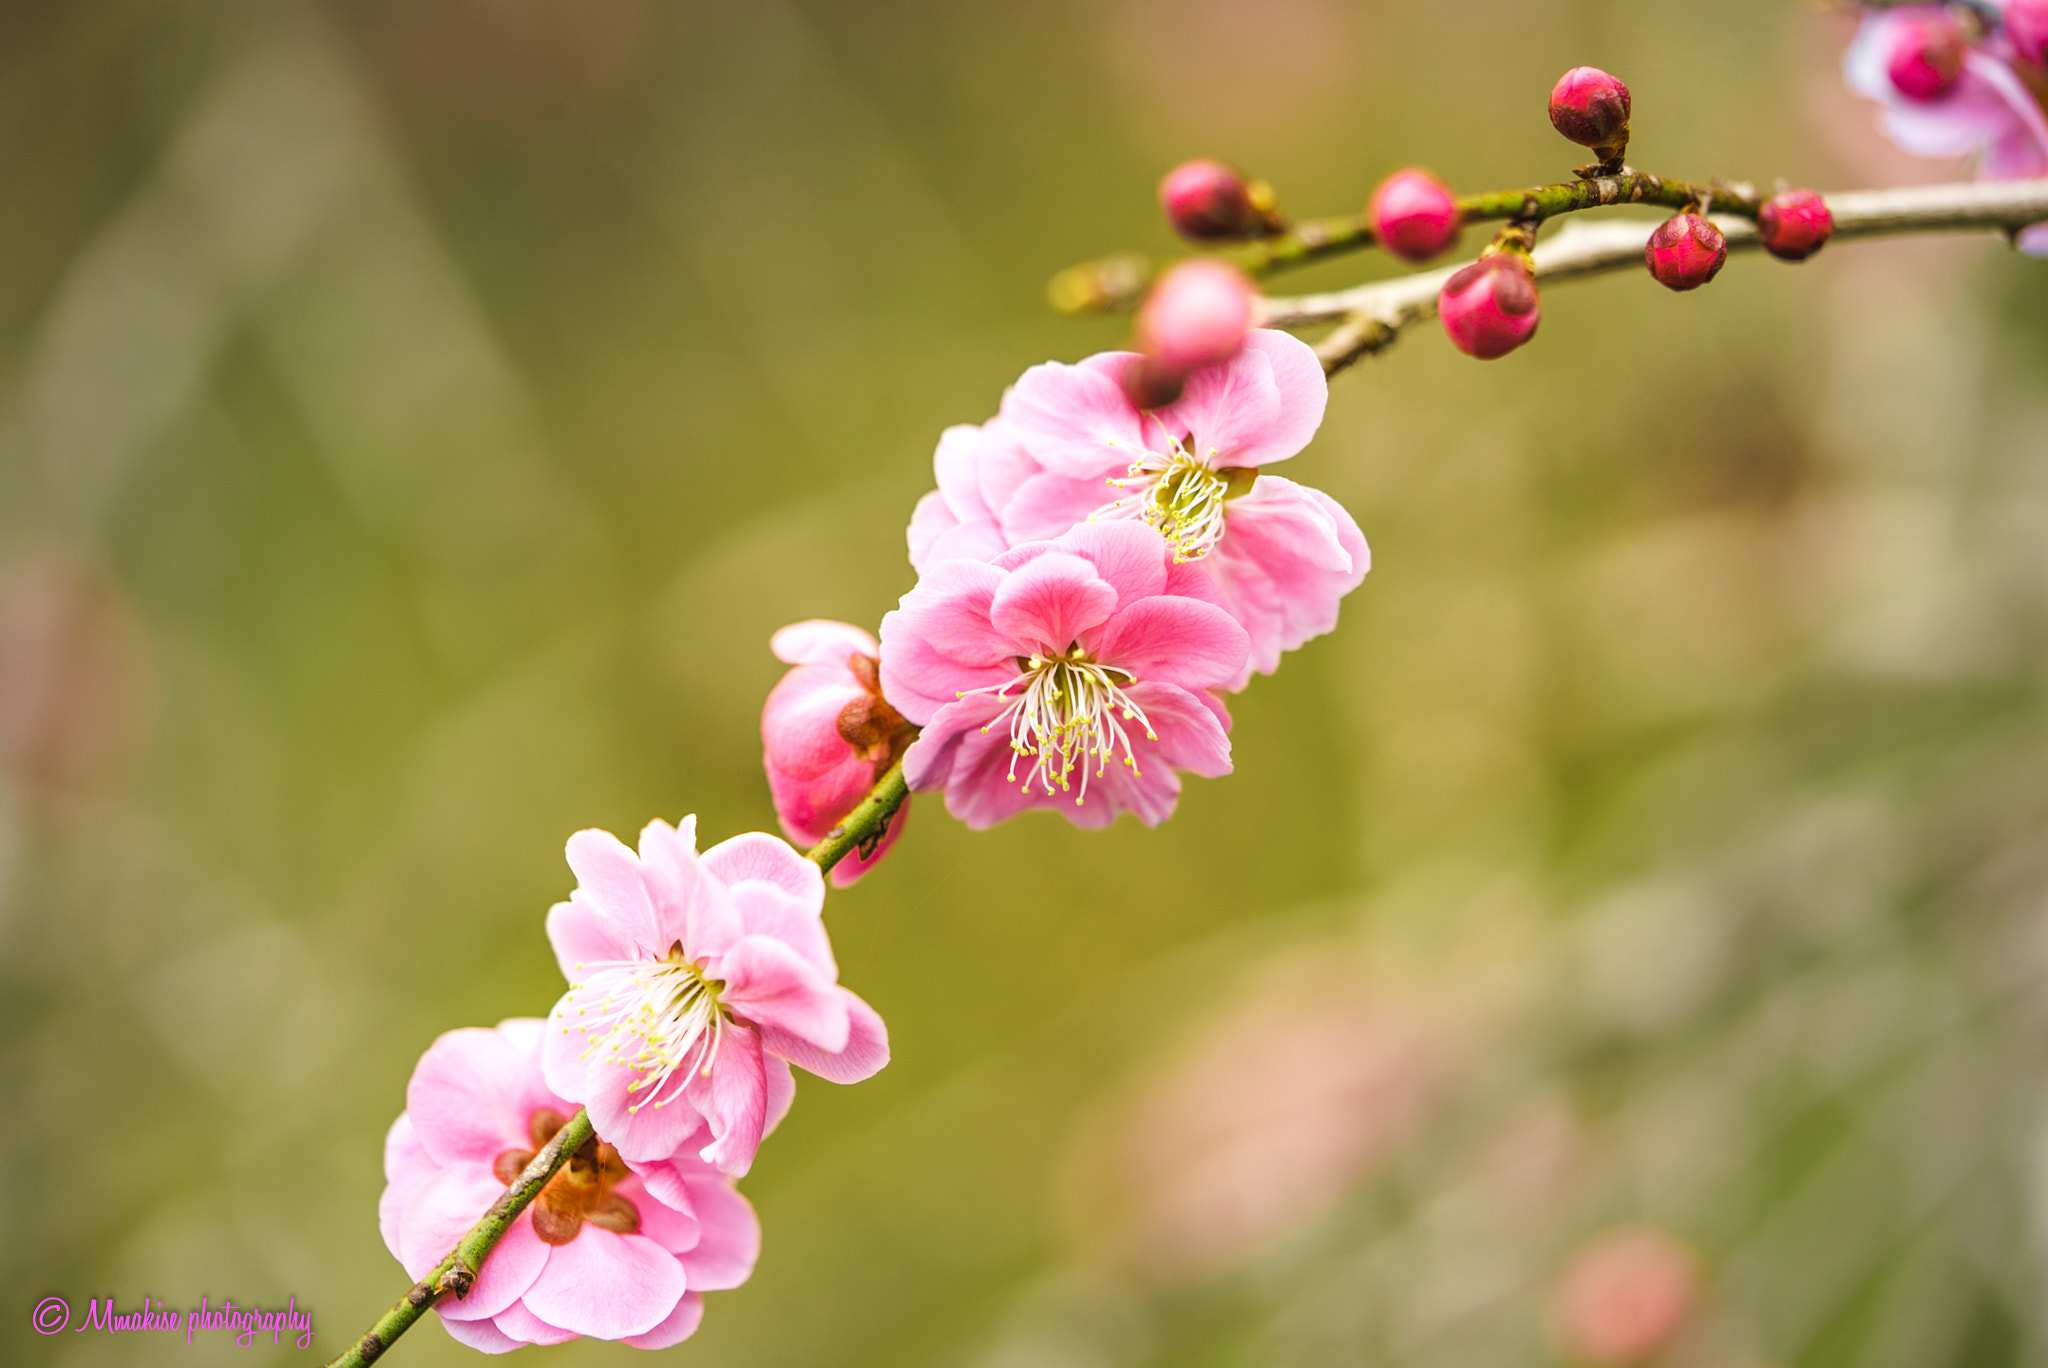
[380,821,888,1351]
[1846,0,2048,255]
[760,327,1366,851]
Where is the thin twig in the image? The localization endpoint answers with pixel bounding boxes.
[1259,177,2048,374]
[325,766,913,1366]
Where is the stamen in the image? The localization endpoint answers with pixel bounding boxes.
[562,947,729,1115]
[1086,426,1245,561]
[960,644,1157,803]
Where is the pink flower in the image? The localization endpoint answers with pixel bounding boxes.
[761,620,914,887]
[904,331,1368,684]
[542,818,888,1175]
[1845,4,2048,255]
[379,1019,760,1352]
[879,519,1248,830]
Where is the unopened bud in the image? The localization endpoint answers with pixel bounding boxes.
[1886,17,1966,101]
[1158,159,1278,242]
[2007,0,2048,67]
[1548,67,1632,154]
[1127,258,1256,405]
[1644,212,1727,291]
[1438,251,1540,359]
[1757,189,1833,262]
[1369,168,1462,264]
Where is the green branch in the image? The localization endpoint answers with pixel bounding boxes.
[327,760,911,1366]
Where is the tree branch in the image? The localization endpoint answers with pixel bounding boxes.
[1257,177,2048,375]
[326,762,911,1366]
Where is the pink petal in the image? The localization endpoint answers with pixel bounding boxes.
[379,1114,429,1257]
[1154,330,1327,468]
[764,1054,798,1137]
[563,829,661,954]
[523,1230,687,1340]
[769,619,878,667]
[1090,595,1250,694]
[702,831,827,911]
[877,592,1018,725]
[826,796,910,888]
[1000,355,1148,477]
[899,693,1013,801]
[544,893,637,990]
[761,669,867,780]
[892,559,1014,666]
[1033,519,1172,611]
[622,1291,707,1350]
[717,933,851,1051]
[676,1173,761,1290]
[491,1301,578,1345]
[767,751,876,846]
[721,880,834,973]
[438,1314,525,1353]
[758,988,889,1084]
[1208,475,1368,679]
[988,551,1119,651]
[690,1023,769,1176]
[1127,681,1233,778]
[616,1172,701,1255]
[441,1218,552,1324]
[635,817,713,951]
[407,1028,538,1166]
[1001,468,1116,544]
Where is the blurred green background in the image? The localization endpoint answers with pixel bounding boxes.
[5,2,2048,1366]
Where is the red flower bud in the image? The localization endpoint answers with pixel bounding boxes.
[1127,258,1257,405]
[1368,168,1462,264]
[1158,159,1268,242]
[1644,213,1727,291]
[1548,67,1632,150]
[1886,18,1966,101]
[1438,253,1540,359]
[2008,0,2048,67]
[1757,189,1833,262]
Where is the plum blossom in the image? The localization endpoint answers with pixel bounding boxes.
[880,519,1249,830]
[542,819,887,1175]
[761,620,914,887]
[905,330,1367,685]
[380,1019,760,1352]
[1845,3,2048,254]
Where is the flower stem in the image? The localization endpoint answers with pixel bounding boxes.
[806,756,910,876]
[327,763,910,1366]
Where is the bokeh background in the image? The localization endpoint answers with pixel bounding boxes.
[6,2,2048,1365]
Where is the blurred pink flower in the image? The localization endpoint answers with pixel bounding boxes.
[0,545,151,791]
[1065,957,1442,1282]
[905,331,1367,684]
[880,520,1247,829]
[380,1018,758,1352]
[761,620,914,887]
[1844,4,2048,254]
[1553,1225,1702,1367]
[542,819,887,1175]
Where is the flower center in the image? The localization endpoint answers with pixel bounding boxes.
[493,1108,639,1246]
[1093,433,1257,561]
[958,644,1155,805]
[564,944,729,1116]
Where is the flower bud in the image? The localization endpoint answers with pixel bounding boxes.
[1438,252,1540,360]
[1368,168,1462,264]
[1886,17,1966,101]
[2007,0,2048,67]
[1644,212,1727,291]
[1553,1227,1700,1368]
[1548,67,1632,150]
[1158,159,1275,242]
[1127,258,1257,405]
[1756,188,1833,262]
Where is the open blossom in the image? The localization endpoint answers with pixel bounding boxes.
[905,330,1367,684]
[880,519,1249,830]
[761,620,914,887]
[380,1019,760,1352]
[1845,4,2048,255]
[542,819,887,1175]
